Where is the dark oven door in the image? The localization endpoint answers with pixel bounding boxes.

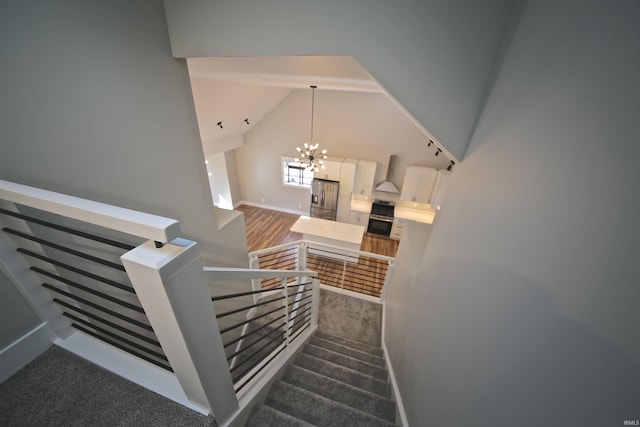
[367,215,393,237]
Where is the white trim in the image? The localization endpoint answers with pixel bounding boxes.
[0,323,55,384]
[381,304,409,427]
[0,179,180,243]
[55,331,208,415]
[319,283,382,304]
[235,200,308,217]
[204,266,316,281]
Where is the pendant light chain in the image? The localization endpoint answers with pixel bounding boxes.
[310,85,316,144]
[294,85,327,172]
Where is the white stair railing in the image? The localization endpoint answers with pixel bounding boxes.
[1,179,321,426]
[249,240,395,302]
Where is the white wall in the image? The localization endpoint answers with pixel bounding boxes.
[384,1,640,425]
[163,0,512,161]
[0,0,249,268]
[234,88,452,211]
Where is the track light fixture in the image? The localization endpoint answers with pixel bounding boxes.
[217,121,223,129]
[447,160,455,171]
[427,140,433,147]
[435,148,442,156]
[244,118,250,125]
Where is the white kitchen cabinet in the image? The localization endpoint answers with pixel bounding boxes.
[336,194,351,223]
[429,171,448,210]
[339,159,357,196]
[314,157,343,181]
[348,210,370,227]
[353,160,377,197]
[390,218,406,241]
[400,166,439,204]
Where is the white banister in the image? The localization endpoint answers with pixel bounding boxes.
[203,266,316,281]
[0,179,180,243]
[121,238,238,423]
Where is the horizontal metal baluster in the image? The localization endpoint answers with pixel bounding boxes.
[45,286,152,331]
[72,323,172,372]
[55,299,160,347]
[216,295,284,319]
[219,305,284,335]
[34,268,144,313]
[0,207,135,250]
[19,248,134,293]
[3,227,125,271]
[64,313,167,361]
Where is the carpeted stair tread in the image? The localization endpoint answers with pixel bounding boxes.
[265,380,396,427]
[304,343,388,380]
[295,352,391,398]
[315,330,384,357]
[246,404,313,427]
[310,335,386,367]
[282,364,396,422]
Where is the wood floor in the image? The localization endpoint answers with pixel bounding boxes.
[235,204,398,298]
[235,204,398,257]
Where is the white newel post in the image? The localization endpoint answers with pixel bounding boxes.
[121,239,238,423]
[311,278,320,329]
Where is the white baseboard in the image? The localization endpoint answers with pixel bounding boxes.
[55,331,208,415]
[381,303,409,427]
[382,339,409,427]
[0,322,55,384]
[235,200,308,217]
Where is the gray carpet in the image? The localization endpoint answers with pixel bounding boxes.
[317,289,382,347]
[0,345,215,426]
[246,291,397,426]
[246,329,398,426]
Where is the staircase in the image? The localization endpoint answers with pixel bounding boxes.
[247,330,398,426]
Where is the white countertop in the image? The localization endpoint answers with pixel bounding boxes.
[291,216,365,245]
[394,206,436,224]
[350,198,372,213]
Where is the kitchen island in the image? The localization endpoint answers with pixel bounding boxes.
[291,216,365,253]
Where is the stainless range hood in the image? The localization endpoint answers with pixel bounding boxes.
[375,155,400,193]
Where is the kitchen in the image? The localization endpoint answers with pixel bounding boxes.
[294,155,447,246]
[190,56,455,246]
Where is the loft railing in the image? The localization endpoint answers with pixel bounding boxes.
[204,267,319,404]
[0,180,232,417]
[249,240,395,301]
[0,179,319,426]
[0,206,172,370]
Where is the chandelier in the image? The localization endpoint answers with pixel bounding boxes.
[295,85,327,172]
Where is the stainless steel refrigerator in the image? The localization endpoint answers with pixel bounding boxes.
[310,178,340,220]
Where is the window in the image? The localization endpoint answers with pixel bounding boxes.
[282,156,313,189]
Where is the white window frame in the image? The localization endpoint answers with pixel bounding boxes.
[282,156,313,189]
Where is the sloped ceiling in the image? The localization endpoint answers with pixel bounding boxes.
[187,56,384,144]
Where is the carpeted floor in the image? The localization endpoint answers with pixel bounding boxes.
[1,290,383,426]
[318,289,383,347]
[0,345,215,427]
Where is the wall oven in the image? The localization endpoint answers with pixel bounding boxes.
[367,200,394,237]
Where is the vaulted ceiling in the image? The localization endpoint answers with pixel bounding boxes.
[188,56,388,144]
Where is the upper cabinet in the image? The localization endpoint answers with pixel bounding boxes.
[314,157,343,181]
[353,160,377,197]
[338,159,357,196]
[400,166,439,204]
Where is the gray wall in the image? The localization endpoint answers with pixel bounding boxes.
[0,0,248,267]
[384,1,640,425]
[0,268,41,348]
[163,0,512,161]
